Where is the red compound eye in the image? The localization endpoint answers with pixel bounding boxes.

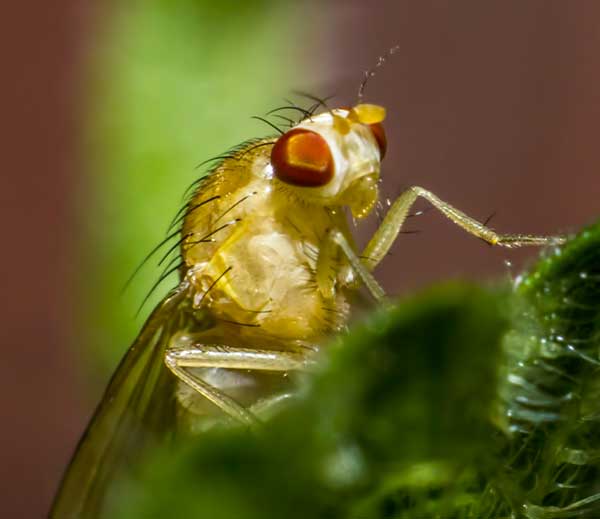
[369,122,387,159]
[271,129,334,187]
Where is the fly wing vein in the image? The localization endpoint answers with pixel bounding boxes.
[50,289,187,518]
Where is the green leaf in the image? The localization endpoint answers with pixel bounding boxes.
[112,284,508,518]
[497,221,600,518]
[81,1,315,374]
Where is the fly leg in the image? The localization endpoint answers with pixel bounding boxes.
[164,343,315,426]
[317,229,386,302]
[361,186,566,271]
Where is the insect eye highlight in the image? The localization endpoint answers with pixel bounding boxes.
[271,129,334,187]
[368,122,387,159]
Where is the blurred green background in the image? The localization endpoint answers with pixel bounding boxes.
[83,1,319,375]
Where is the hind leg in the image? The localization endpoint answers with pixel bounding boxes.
[165,342,315,425]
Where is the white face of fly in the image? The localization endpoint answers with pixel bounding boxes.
[296,109,381,193]
[270,104,387,218]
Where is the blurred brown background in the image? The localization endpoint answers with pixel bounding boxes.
[2,1,599,517]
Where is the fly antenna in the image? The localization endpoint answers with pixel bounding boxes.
[357,45,400,104]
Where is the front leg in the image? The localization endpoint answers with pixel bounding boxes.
[164,341,316,426]
[361,186,565,271]
[316,228,386,302]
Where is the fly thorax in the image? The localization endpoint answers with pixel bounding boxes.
[193,214,329,339]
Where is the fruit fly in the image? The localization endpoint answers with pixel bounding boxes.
[51,68,564,517]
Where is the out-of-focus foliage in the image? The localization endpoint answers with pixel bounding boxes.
[107,221,600,519]
[82,1,315,374]
[111,284,507,518]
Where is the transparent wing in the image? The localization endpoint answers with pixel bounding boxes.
[50,287,191,518]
